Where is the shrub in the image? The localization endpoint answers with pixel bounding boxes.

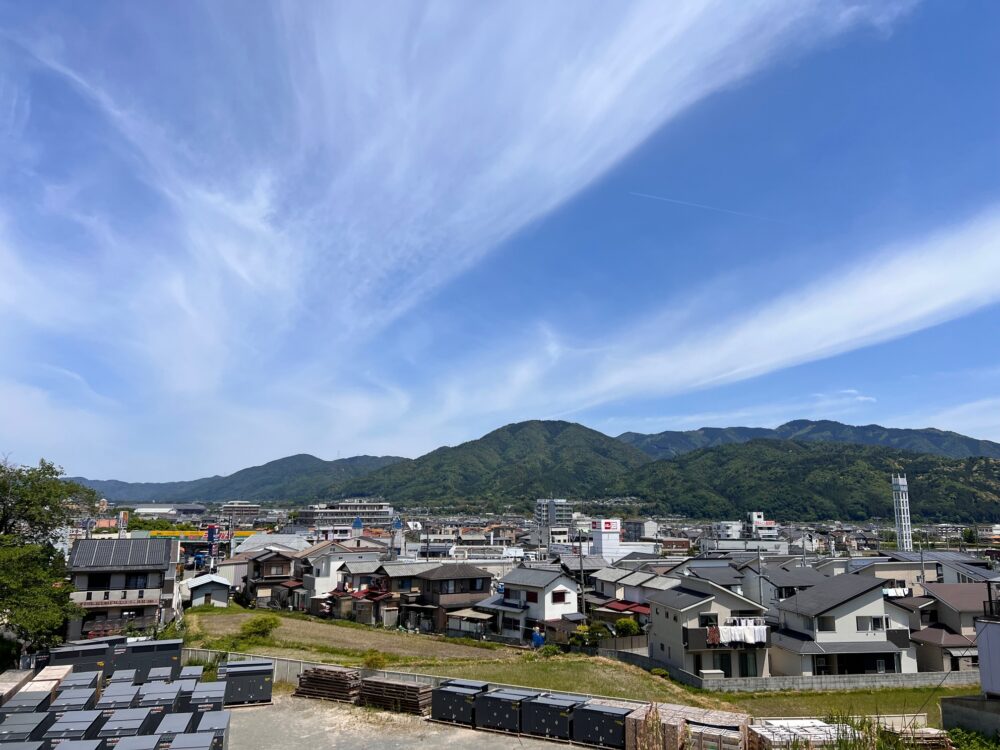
[362,649,387,670]
[615,618,640,637]
[650,668,668,678]
[538,644,562,658]
[239,614,281,640]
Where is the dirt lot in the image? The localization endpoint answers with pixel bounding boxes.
[230,693,560,749]
[191,613,517,661]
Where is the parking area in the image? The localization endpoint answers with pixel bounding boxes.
[230,693,561,749]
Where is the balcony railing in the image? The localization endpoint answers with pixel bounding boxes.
[683,625,771,650]
[70,588,162,608]
[81,615,158,635]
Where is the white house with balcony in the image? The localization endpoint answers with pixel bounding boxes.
[647,576,770,679]
[771,573,917,676]
[68,537,181,639]
[477,566,578,641]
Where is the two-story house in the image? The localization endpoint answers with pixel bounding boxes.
[244,547,297,608]
[293,541,383,611]
[68,538,181,639]
[905,583,981,672]
[399,563,491,633]
[647,577,770,679]
[740,562,829,614]
[477,567,578,642]
[771,574,917,676]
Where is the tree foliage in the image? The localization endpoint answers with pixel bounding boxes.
[0,537,79,648]
[1,458,97,544]
[614,617,641,637]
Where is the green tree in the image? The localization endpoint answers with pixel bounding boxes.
[0,458,97,652]
[614,617,640,637]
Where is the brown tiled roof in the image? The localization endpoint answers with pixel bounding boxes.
[923,583,989,614]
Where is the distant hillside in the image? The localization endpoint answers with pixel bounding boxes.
[627,440,1000,522]
[618,419,1000,460]
[70,454,405,502]
[332,420,650,506]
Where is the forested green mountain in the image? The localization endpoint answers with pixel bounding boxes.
[69,454,404,502]
[334,420,650,505]
[625,440,1000,522]
[618,419,1000,460]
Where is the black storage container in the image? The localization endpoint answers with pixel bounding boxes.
[96,686,140,716]
[440,679,489,692]
[167,733,214,750]
[0,691,53,714]
[431,686,479,726]
[218,662,272,706]
[48,643,113,678]
[137,684,180,715]
[112,641,183,682]
[146,668,173,684]
[153,712,195,745]
[172,681,197,708]
[177,667,203,682]
[50,688,99,716]
[522,695,581,740]
[97,708,158,746]
[0,711,57,742]
[109,671,138,686]
[181,684,224,713]
[0,742,45,750]
[194,711,229,750]
[473,689,540,733]
[60,673,103,691]
[571,703,631,749]
[42,709,105,744]
[114,737,160,750]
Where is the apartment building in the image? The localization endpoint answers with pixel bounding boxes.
[297,499,394,528]
[219,501,262,528]
[68,538,181,639]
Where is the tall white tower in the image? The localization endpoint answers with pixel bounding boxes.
[892,474,913,552]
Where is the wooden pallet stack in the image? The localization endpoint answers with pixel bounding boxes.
[748,720,860,750]
[886,727,954,750]
[294,666,362,704]
[359,677,431,715]
[625,703,750,750]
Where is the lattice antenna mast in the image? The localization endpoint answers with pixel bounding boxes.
[892,474,913,553]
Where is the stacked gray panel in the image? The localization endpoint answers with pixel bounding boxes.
[218,662,271,706]
[571,704,631,749]
[137,684,180,715]
[97,708,158,745]
[153,712,195,746]
[60,673,102,691]
[167,733,214,750]
[109,671,138,686]
[112,642,183,682]
[50,689,99,716]
[431,686,479,726]
[172,681,197,711]
[473,689,540,733]
[177,668,203,682]
[0,742,45,750]
[48,643,113,678]
[115,737,161,750]
[0,711,56,742]
[42,709,105,744]
[97,686,139,715]
[49,740,104,750]
[194,711,229,750]
[522,695,582,740]
[181,684,223,713]
[146,669,173,684]
[440,679,489,691]
[0,691,52,714]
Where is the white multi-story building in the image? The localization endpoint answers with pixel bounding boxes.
[712,521,743,540]
[298,498,394,528]
[219,501,262,528]
[535,498,573,546]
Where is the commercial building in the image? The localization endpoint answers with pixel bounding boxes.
[297,499,394,528]
[535,499,573,547]
[219,501,262,528]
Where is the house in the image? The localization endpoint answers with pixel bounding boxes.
[244,547,297,608]
[233,533,310,555]
[647,577,770,678]
[592,567,633,600]
[184,574,230,608]
[905,583,983,672]
[399,563,492,633]
[67,538,181,639]
[740,562,829,613]
[477,567,579,642]
[293,541,382,612]
[770,574,917,676]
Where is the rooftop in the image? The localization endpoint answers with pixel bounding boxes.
[923,582,991,613]
[777,574,884,617]
[70,538,173,570]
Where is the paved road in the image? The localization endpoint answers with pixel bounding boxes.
[230,694,561,749]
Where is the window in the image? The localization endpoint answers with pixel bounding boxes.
[501,617,520,632]
[660,643,664,651]
[872,616,885,631]
[699,613,718,627]
[817,616,836,632]
[124,574,148,589]
[440,580,456,594]
[552,591,566,604]
[525,591,538,603]
[269,565,283,576]
[856,616,872,632]
[472,578,485,591]
[399,578,412,591]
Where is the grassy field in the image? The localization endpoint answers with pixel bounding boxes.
[719,685,979,728]
[183,609,975,725]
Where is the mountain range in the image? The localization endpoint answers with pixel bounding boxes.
[69,419,1000,521]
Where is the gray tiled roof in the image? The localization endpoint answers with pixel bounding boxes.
[689,567,743,587]
[646,586,713,611]
[501,567,567,588]
[762,565,829,588]
[234,534,311,553]
[776,574,884,617]
[378,562,441,578]
[772,629,906,654]
[70,538,172,570]
[618,571,655,587]
[418,563,491,581]
[591,568,632,583]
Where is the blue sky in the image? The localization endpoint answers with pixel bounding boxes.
[1,1,999,481]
